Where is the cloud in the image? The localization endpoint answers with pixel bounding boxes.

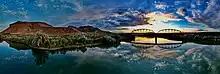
[202,0,220,28]
[1,0,220,30]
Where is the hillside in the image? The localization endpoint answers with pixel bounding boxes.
[1,21,101,36]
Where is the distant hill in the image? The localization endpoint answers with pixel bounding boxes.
[1,21,102,36]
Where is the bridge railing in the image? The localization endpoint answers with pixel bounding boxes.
[131,29,181,33]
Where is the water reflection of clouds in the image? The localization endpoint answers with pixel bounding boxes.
[2,42,220,64]
[76,43,220,74]
[61,42,220,62]
[1,41,220,73]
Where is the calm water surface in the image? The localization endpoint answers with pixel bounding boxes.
[0,40,220,74]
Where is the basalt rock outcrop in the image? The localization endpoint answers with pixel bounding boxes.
[0,21,123,50]
[2,21,81,35]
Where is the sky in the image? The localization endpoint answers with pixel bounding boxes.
[0,0,220,32]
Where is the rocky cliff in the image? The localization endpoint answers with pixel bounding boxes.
[0,21,122,50]
[1,21,102,36]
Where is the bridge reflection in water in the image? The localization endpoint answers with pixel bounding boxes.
[131,28,182,44]
[131,29,183,49]
[133,37,182,44]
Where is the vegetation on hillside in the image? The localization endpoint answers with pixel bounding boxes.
[0,32,120,50]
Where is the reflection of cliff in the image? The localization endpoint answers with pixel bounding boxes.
[32,49,87,65]
[6,41,118,65]
[32,50,49,65]
[31,49,88,65]
[7,41,30,50]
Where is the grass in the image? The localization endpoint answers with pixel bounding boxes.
[0,32,120,50]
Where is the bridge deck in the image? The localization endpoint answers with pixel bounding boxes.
[116,32,220,45]
[117,32,220,36]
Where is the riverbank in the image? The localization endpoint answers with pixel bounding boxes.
[0,32,121,50]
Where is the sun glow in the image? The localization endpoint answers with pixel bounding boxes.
[145,12,181,24]
[134,37,156,43]
[111,12,184,33]
[108,11,209,33]
[115,22,181,33]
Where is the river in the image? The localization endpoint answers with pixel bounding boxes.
[0,39,220,74]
